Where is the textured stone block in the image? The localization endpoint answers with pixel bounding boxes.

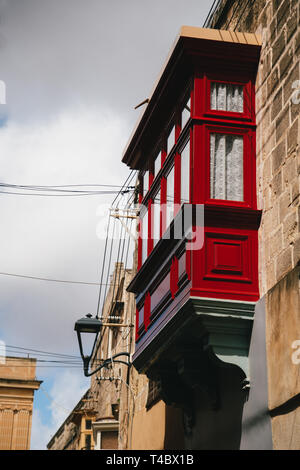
[293,235,300,264]
[270,17,277,43]
[272,33,286,68]
[279,189,292,222]
[283,210,298,244]
[276,246,293,281]
[271,171,283,199]
[291,177,300,206]
[287,118,298,153]
[270,226,283,258]
[279,47,293,80]
[291,96,300,123]
[283,156,297,187]
[268,66,280,96]
[276,104,290,142]
[272,139,286,173]
[276,0,290,33]
[283,63,299,103]
[287,10,297,43]
[272,87,283,121]
[272,0,284,14]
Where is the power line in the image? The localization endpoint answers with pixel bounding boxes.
[0,183,135,189]
[203,0,221,27]
[5,344,81,359]
[0,189,132,197]
[0,271,114,286]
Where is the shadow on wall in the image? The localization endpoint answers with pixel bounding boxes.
[164,405,185,449]
[184,366,245,450]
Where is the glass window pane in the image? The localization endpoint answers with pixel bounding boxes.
[143,172,149,197]
[167,125,175,155]
[152,191,161,247]
[211,82,244,113]
[181,140,190,203]
[210,133,244,201]
[154,152,161,178]
[166,166,174,229]
[182,97,191,129]
[86,420,92,430]
[138,306,144,328]
[141,209,148,264]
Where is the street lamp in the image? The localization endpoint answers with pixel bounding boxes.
[74,314,132,379]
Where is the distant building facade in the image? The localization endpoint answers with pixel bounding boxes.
[47,389,97,450]
[0,356,41,450]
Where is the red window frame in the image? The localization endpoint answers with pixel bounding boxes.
[203,75,254,122]
[203,125,256,209]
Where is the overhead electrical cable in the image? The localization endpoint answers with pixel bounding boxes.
[0,271,114,286]
[0,189,132,197]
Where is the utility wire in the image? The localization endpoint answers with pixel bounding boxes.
[5,344,81,359]
[0,189,132,197]
[0,271,113,286]
[0,183,135,189]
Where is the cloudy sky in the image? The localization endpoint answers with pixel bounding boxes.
[0,0,212,449]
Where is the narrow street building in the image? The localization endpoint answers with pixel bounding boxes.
[0,356,41,450]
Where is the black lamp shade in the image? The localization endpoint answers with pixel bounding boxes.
[74,315,103,334]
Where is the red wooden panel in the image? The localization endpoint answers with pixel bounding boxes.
[192,226,259,301]
[213,242,242,273]
[205,233,251,282]
[170,257,179,299]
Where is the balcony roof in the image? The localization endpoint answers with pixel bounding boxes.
[122,26,261,170]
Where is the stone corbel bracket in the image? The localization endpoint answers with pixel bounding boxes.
[133,297,256,424]
[189,297,256,387]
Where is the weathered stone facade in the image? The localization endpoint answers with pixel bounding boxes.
[89,262,136,450]
[0,357,41,450]
[211,0,300,450]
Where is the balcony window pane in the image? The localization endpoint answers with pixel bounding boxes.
[138,306,144,328]
[141,210,148,264]
[154,152,161,178]
[143,172,149,197]
[181,140,190,203]
[210,133,244,201]
[182,97,191,129]
[211,82,244,113]
[166,166,174,229]
[167,125,175,155]
[152,191,161,247]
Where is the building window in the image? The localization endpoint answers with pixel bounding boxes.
[143,171,149,197]
[141,209,148,265]
[85,434,91,450]
[180,139,190,204]
[138,305,144,329]
[154,151,161,178]
[138,87,193,267]
[181,96,191,129]
[165,165,175,231]
[85,419,92,430]
[152,190,161,246]
[210,133,244,201]
[210,82,244,113]
[167,124,175,156]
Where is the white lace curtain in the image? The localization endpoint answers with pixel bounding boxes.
[210,133,244,201]
[211,82,244,113]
